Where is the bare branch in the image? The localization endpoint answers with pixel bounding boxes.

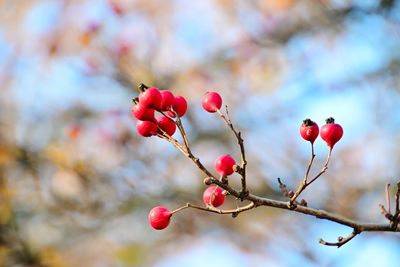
[174,113,191,152]
[172,202,255,216]
[319,230,360,248]
[395,182,400,214]
[217,106,248,199]
[386,183,391,214]
[392,182,400,229]
[290,148,331,207]
[379,204,394,221]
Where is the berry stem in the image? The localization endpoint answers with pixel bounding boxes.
[138,83,149,93]
[175,202,255,215]
[290,146,331,207]
[171,205,189,214]
[289,143,316,206]
[306,148,332,186]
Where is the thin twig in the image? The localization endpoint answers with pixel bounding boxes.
[392,182,400,229]
[172,202,255,215]
[170,111,191,152]
[277,178,302,205]
[319,229,360,248]
[306,148,332,185]
[379,204,393,221]
[277,178,292,198]
[395,182,400,214]
[386,183,391,214]
[217,106,248,199]
[290,148,332,207]
[156,133,187,155]
[289,143,315,205]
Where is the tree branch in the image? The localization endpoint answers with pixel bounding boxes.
[172,202,255,216]
[217,106,248,199]
[137,83,400,247]
[290,148,332,207]
[319,229,360,248]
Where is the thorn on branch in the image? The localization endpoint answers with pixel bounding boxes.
[277,178,290,198]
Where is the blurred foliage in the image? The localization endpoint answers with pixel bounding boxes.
[0,0,400,266]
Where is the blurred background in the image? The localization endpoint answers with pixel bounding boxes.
[1,0,400,266]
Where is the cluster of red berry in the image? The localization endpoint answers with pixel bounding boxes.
[132,87,188,137]
[299,117,343,149]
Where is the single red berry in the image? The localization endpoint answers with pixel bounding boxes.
[166,96,188,117]
[320,117,343,149]
[132,102,155,121]
[203,186,225,207]
[136,120,158,137]
[156,116,176,136]
[139,87,162,110]
[300,118,319,143]
[148,206,172,230]
[160,90,175,111]
[202,91,222,113]
[215,154,236,176]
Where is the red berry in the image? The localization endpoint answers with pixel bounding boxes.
[156,116,176,136]
[139,87,162,110]
[215,154,236,176]
[167,96,188,117]
[148,206,172,230]
[132,103,155,121]
[320,117,343,149]
[160,90,175,111]
[300,118,319,143]
[203,186,225,207]
[202,91,222,113]
[136,120,158,137]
